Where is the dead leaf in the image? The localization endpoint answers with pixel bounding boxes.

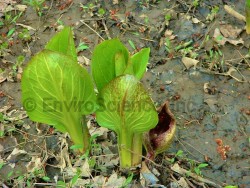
[0,0,16,14]
[7,109,27,121]
[104,173,126,187]
[113,0,119,4]
[181,57,199,69]
[0,136,17,154]
[0,105,11,113]
[6,148,27,162]
[74,179,90,187]
[227,38,244,45]
[192,17,200,23]
[171,163,218,187]
[219,24,242,39]
[213,28,227,45]
[88,121,109,139]
[92,175,106,187]
[14,4,27,12]
[213,28,244,46]
[78,56,90,66]
[164,30,176,40]
[177,177,189,188]
[0,71,7,84]
[73,158,91,177]
[26,156,42,172]
[203,83,210,93]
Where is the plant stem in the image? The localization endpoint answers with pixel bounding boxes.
[65,114,90,154]
[132,133,142,166]
[119,129,132,168]
[118,131,143,168]
[246,0,250,34]
[81,116,91,153]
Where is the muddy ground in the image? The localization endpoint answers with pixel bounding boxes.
[0,0,250,187]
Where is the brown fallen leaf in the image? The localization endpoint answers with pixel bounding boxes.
[0,71,7,84]
[219,24,243,39]
[14,4,27,12]
[0,137,18,154]
[213,28,244,46]
[181,57,199,69]
[192,17,200,24]
[104,173,126,187]
[164,29,176,40]
[113,0,119,4]
[171,163,219,187]
[6,148,27,164]
[177,177,189,188]
[26,156,42,172]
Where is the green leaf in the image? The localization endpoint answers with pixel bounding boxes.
[21,50,96,151]
[128,40,136,50]
[45,27,77,61]
[77,42,89,52]
[91,38,129,91]
[0,162,5,170]
[42,176,50,182]
[131,48,150,79]
[96,74,157,133]
[123,173,133,186]
[7,28,15,37]
[0,112,3,122]
[71,174,79,185]
[198,163,208,168]
[194,167,200,175]
[176,150,183,157]
[247,0,250,7]
[0,131,4,137]
[96,74,158,167]
[70,144,84,150]
[56,181,66,188]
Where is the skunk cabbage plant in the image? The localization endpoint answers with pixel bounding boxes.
[92,39,158,168]
[21,27,96,153]
[246,0,250,34]
[96,75,158,168]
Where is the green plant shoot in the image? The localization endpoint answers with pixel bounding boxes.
[21,27,96,153]
[91,38,150,91]
[96,75,158,168]
[246,0,250,34]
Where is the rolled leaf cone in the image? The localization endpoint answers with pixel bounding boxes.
[143,101,176,160]
[246,0,250,34]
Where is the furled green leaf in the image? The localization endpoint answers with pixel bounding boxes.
[131,48,150,79]
[115,51,126,77]
[91,38,129,91]
[45,27,77,61]
[21,49,96,149]
[96,74,157,134]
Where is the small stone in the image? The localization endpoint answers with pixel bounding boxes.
[160,85,165,91]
